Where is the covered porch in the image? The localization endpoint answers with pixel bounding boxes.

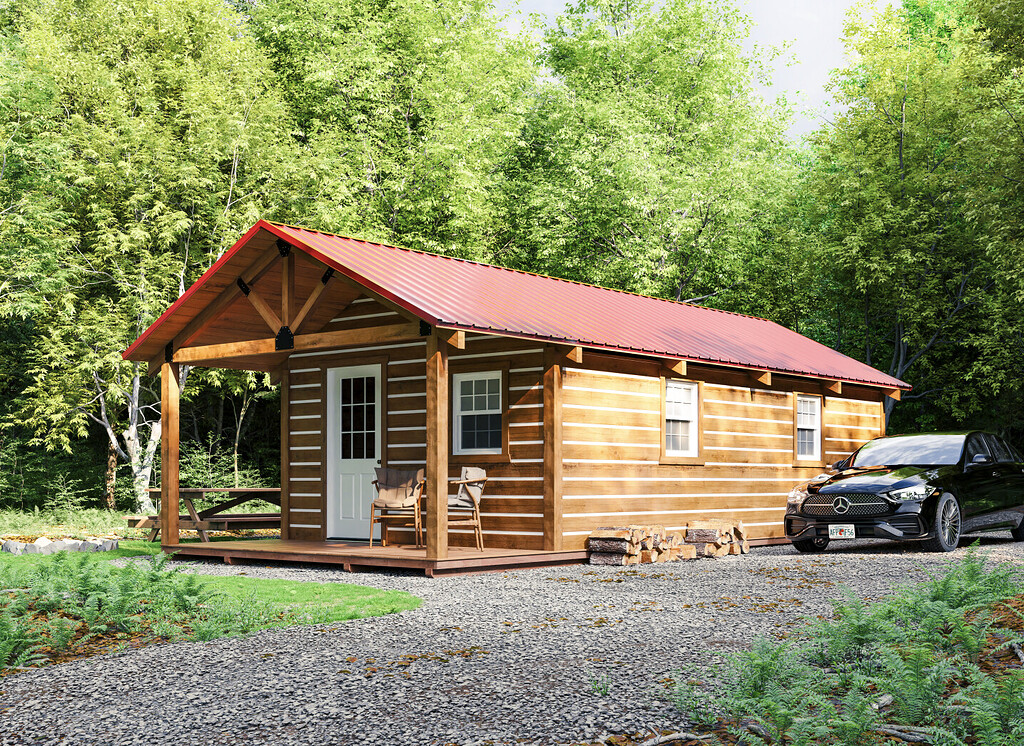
[126,222,572,575]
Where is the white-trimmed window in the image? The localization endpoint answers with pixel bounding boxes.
[665,381,698,457]
[796,395,821,460]
[453,371,502,455]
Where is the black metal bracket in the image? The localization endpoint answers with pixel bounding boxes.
[419,320,432,337]
[276,239,291,257]
[164,343,173,363]
[276,326,294,351]
[236,277,251,296]
[321,267,335,285]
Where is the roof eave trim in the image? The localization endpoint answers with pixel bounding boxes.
[430,322,911,391]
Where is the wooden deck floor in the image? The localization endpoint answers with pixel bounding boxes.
[164,539,588,577]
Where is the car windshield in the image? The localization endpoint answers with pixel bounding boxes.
[851,434,966,467]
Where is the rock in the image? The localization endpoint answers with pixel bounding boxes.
[79,540,100,552]
[872,693,894,711]
[48,540,68,553]
[63,539,82,552]
[22,542,38,554]
[33,536,53,550]
[2,540,26,555]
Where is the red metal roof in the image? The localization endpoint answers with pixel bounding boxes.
[125,220,909,390]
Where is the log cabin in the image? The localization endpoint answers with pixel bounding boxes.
[122,220,910,574]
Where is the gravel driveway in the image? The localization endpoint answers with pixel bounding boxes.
[2,536,1023,746]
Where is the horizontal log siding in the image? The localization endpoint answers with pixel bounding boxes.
[559,358,886,550]
[282,303,431,540]
[285,365,325,541]
[443,335,545,549]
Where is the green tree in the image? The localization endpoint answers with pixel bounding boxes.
[247,0,536,258]
[805,0,992,426]
[496,0,791,301]
[0,0,299,510]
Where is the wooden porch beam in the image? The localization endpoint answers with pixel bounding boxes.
[886,388,902,401]
[543,347,564,551]
[291,268,335,334]
[147,246,283,375]
[243,286,282,333]
[160,362,181,548]
[827,380,843,395]
[281,251,294,328]
[752,370,772,387]
[172,322,424,364]
[425,332,449,561]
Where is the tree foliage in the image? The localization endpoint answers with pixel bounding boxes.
[3,0,1024,506]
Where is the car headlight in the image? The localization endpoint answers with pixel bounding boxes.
[787,486,808,506]
[887,485,936,502]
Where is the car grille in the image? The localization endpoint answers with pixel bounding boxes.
[801,493,891,517]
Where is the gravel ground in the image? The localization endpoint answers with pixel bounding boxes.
[2,536,1023,746]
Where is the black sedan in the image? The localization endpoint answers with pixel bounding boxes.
[785,431,1024,553]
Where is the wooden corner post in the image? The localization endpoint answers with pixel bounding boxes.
[425,331,449,560]
[160,361,181,548]
[543,346,564,551]
[279,368,290,541]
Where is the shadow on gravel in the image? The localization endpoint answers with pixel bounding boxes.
[782,532,1018,556]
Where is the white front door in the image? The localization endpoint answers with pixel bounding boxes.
[326,364,382,539]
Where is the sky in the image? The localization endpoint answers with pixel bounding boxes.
[496,0,895,139]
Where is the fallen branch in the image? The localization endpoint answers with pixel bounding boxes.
[1012,642,1024,665]
[875,724,933,743]
[636,732,712,746]
[0,588,30,594]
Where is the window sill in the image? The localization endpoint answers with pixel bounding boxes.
[454,453,511,465]
[794,458,828,469]
[660,455,705,466]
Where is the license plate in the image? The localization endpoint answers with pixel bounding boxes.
[829,524,856,539]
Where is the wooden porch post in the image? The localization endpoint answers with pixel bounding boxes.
[543,346,564,551]
[160,361,181,548]
[425,331,449,560]
[279,368,290,540]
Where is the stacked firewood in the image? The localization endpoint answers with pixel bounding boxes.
[587,520,749,565]
[685,519,750,557]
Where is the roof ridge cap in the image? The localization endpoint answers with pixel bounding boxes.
[268,221,770,324]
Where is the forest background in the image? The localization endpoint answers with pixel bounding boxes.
[0,0,1021,512]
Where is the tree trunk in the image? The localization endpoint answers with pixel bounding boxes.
[105,439,117,510]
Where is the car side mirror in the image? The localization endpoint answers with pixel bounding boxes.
[831,460,847,471]
[968,453,994,469]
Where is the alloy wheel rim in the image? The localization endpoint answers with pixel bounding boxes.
[941,500,961,547]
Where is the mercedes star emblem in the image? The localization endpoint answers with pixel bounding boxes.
[832,496,851,515]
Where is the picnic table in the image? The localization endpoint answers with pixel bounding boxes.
[125,487,281,542]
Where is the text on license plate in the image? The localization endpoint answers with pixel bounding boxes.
[829,524,856,539]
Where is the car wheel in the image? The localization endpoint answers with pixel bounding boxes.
[792,536,829,553]
[921,493,961,552]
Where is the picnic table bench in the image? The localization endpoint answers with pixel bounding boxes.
[125,488,281,543]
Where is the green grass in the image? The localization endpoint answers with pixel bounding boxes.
[197,575,419,625]
[0,507,130,539]
[0,549,421,673]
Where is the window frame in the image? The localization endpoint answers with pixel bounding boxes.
[660,377,704,465]
[450,363,510,463]
[794,393,823,464]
